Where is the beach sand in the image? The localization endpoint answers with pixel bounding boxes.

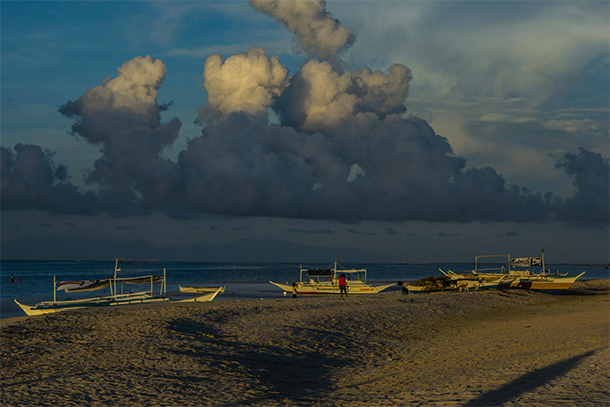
[1,280,608,406]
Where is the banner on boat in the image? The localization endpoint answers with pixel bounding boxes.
[57,279,111,292]
[509,257,542,267]
[58,276,163,292]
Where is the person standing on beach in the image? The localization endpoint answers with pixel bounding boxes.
[292,283,298,298]
[339,274,348,297]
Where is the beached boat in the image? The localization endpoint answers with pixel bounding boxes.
[439,253,585,290]
[270,261,395,295]
[404,275,505,294]
[179,285,226,294]
[14,260,224,317]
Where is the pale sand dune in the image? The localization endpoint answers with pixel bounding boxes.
[1,280,608,406]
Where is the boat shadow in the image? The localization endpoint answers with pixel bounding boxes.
[167,319,349,404]
[462,349,600,406]
[538,288,610,296]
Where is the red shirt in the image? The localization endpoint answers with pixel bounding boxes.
[339,276,346,286]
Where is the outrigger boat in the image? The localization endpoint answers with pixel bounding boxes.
[439,253,585,290]
[14,260,224,317]
[270,260,395,295]
[179,285,226,294]
[405,275,505,294]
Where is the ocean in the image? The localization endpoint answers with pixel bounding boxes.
[2,260,608,319]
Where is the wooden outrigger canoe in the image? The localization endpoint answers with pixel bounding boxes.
[179,285,226,294]
[404,275,505,294]
[14,260,224,317]
[270,260,395,295]
[439,253,585,290]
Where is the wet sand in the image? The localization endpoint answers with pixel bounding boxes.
[1,280,608,406]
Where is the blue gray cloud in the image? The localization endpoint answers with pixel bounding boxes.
[1,2,608,229]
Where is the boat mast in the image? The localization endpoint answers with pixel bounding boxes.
[541,249,545,274]
[334,258,338,283]
[113,259,121,298]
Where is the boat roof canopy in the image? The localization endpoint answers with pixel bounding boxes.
[115,275,164,284]
[304,268,366,277]
[58,275,164,292]
[306,269,332,277]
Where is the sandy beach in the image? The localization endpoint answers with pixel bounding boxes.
[1,280,608,406]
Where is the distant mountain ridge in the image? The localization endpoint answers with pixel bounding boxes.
[0,235,385,263]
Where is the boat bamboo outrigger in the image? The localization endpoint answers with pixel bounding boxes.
[270,260,395,295]
[14,260,224,317]
[439,252,585,290]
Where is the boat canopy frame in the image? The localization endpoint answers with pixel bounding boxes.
[475,253,546,275]
[299,260,367,283]
[54,259,167,302]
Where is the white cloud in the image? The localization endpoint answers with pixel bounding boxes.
[543,119,601,134]
[198,47,289,123]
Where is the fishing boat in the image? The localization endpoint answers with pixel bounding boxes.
[14,260,224,317]
[179,285,226,294]
[270,261,395,295]
[439,253,585,290]
[404,275,505,294]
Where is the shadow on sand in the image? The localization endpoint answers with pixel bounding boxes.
[167,318,349,405]
[463,349,600,406]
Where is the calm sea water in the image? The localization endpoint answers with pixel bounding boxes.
[1,260,608,319]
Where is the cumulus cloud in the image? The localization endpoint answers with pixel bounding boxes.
[176,108,556,222]
[197,47,289,124]
[2,4,608,228]
[59,55,182,214]
[555,148,609,226]
[275,60,411,133]
[1,144,97,214]
[248,0,354,61]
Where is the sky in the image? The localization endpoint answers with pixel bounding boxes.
[1,0,609,263]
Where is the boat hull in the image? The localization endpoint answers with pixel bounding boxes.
[508,275,584,290]
[179,285,226,294]
[472,273,584,290]
[270,281,395,295]
[405,278,504,294]
[175,289,222,302]
[15,287,223,317]
[441,269,585,291]
[15,295,169,317]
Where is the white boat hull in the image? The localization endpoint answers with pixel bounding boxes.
[15,287,223,317]
[270,281,395,295]
[502,273,585,290]
[179,285,226,294]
